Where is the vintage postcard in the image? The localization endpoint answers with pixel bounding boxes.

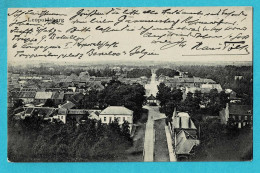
[7,7,252,162]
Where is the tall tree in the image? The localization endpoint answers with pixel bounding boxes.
[156,83,171,107]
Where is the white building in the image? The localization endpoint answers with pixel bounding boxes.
[99,106,133,131]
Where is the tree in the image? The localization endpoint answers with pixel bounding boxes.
[219,91,229,108]
[156,68,179,77]
[156,83,171,107]
[44,99,54,107]
[99,80,146,121]
[194,90,202,109]
[81,89,99,109]
[109,118,121,133]
[157,86,183,121]
[14,99,23,108]
[121,121,131,141]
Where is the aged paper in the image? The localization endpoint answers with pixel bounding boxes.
[8,7,252,64]
[7,7,253,162]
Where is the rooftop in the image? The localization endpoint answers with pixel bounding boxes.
[229,105,252,115]
[35,92,53,100]
[176,130,200,155]
[100,106,133,115]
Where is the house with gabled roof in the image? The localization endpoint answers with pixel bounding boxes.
[34,92,54,105]
[99,106,133,131]
[11,91,36,104]
[219,104,252,128]
[59,101,76,109]
[172,109,198,138]
[175,130,200,160]
[147,94,157,104]
[51,91,65,105]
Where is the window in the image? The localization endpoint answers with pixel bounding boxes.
[104,117,106,122]
[239,116,241,120]
[123,117,125,122]
[245,116,247,120]
[109,117,112,123]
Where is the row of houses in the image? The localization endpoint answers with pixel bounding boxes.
[182,83,223,100]
[9,71,150,93]
[15,105,134,131]
[10,90,84,107]
[158,75,217,89]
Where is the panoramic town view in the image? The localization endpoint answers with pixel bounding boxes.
[7,61,253,162]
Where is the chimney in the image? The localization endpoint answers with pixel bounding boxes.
[225,103,229,122]
[173,107,177,117]
[188,118,192,128]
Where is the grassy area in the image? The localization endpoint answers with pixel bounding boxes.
[154,119,170,162]
[190,127,253,161]
[120,110,148,162]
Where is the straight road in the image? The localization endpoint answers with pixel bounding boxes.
[143,106,169,162]
[143,106,155,161]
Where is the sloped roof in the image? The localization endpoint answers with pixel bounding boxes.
[176,130,200,155]
[20,88,38,92]
[201,84,222,92]
[186,87,201,94]
[147,94,156,100]
[100,106,133,115]
[52,92,65,100]
[172,112,197,129]
[88,111,100,120]
[35,92,53,99]
[68,92,84,104]
[25,107,34,114]
[12,91,36,98]
[19,91,36,98]
[36,107,56,118]
[67,109,89,115]
[58,108,68,115]
[229,105,252,115]
[60,101,75,109]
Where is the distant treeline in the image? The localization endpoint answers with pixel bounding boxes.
[156,68,180,77]
[126,68,152,78]
[87,68,116,77]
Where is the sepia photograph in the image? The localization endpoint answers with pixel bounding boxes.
[7,7,253,162]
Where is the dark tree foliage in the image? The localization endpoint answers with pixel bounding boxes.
[99,80,146,121]
[156,68,180,77]
[156,83,183,121]
[80,89,99,109]
[87,67,116,77]
[126,68,152,78]
[121,121,131,141]
[79,80,146,122]
[156,83,172,107]
[44,99,55,107]
[14,99,23,108]
[8,117,132,162]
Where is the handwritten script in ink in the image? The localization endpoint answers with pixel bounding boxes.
[7,7,252,63]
